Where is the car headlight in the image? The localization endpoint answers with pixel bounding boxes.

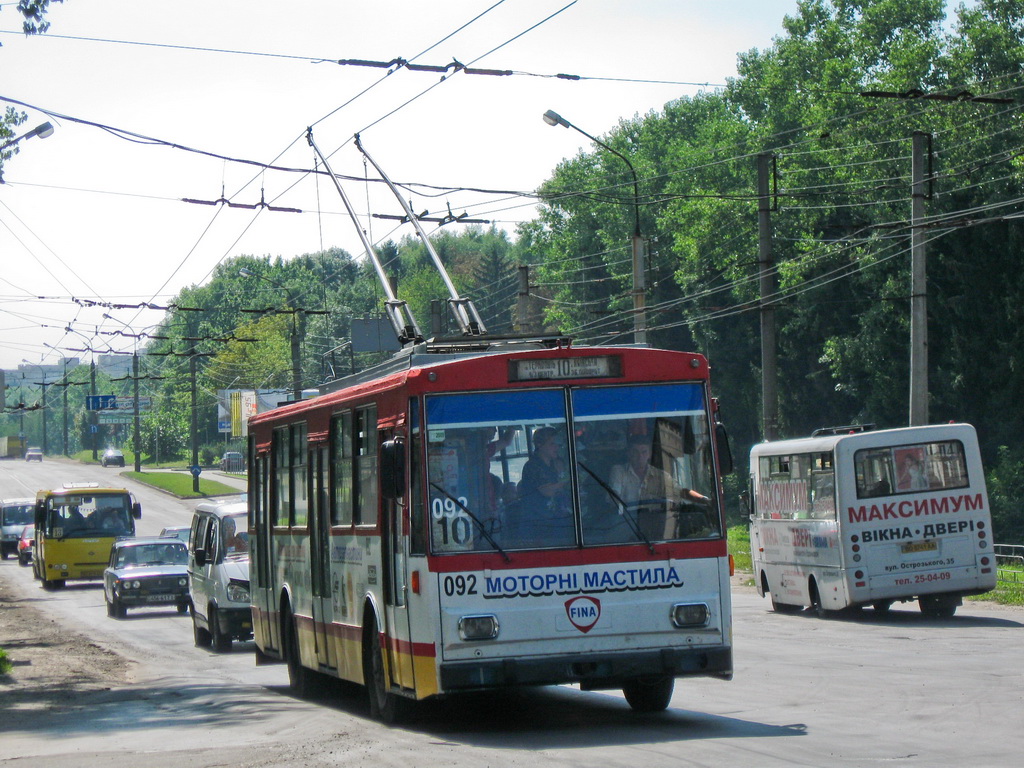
[671,602,710,628]
[178,577,188,587]
[226,581,249,603]
[458,614,499,641]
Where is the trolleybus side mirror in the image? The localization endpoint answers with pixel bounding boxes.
[35,500,45,528]
[381,438,405,500]
[715,423,734,475]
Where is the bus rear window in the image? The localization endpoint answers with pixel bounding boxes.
[854,440,969,499]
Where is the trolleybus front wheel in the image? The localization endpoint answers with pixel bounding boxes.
[622,674,674,713]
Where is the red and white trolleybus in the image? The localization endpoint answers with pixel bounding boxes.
[247,339,735,720]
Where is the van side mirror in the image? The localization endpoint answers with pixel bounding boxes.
[194,548,207,567]
[131,502,142,520]
[381,438,405,500]
[715,422,734,476]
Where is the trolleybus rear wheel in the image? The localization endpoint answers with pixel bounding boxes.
[363,619,407,723]
[622,675,675,713]
[285,607,319,698]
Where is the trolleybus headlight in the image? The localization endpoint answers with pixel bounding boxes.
[458,614,499,641]
[671,603,709,628]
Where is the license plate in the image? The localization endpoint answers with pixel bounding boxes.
[146,594,176,602]
[902,539,938,554]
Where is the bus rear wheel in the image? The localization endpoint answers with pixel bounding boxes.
[919,594,958,618]
[41,578,64,591]
[622,675,674,713]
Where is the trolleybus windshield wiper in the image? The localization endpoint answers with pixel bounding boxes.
[576,461,655,554]
[429,483,511,562]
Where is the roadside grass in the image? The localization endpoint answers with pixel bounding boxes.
[972,563,1024,606]
[0,647,10,675]
[124,471,241,498]
[727,525,754,584]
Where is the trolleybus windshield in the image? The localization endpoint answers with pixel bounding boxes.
[423,382,720,553]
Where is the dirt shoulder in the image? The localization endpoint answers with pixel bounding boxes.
[0,573,134,730]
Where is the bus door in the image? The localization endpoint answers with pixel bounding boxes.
[309,445,337,670]
[252,451,280,653]
[380,430,415,692]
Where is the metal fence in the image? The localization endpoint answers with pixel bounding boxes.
[994,544,1024,584]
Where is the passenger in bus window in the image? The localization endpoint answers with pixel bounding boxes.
[610,434,711,539]
[515,427,574,545]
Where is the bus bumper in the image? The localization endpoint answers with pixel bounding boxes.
[439,646,733,692]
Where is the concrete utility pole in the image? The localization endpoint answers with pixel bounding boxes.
[909,132,930,427]
[758,152,779,441]
[132,353,141,473]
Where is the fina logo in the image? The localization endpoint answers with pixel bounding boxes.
[564,595,601,633]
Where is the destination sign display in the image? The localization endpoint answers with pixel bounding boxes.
[508,355,621,382]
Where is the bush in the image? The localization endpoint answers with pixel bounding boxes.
[987,446,1024,543]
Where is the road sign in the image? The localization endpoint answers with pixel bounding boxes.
[86,395,117,411]
[111,396,152,411]
[98,413,133,425]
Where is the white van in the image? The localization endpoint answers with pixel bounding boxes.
[187,497,252,651]
[1,498,35,560]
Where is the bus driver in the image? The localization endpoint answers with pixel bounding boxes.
[610,434,711,539]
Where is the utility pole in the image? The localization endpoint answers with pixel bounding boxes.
[516,265,531,333]
[62,359,69,456]
[909,132,930,426]
[758,152,779,441]
[190,350,200,493]
[90,358,97,460]
[132,353,141,473]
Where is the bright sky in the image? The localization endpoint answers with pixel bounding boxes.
[0,0,796,370]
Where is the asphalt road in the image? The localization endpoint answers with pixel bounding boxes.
[2,457,1023,767]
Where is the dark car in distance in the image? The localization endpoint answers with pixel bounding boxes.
[101,448,125,468]
[103,538,190,618]
[219,451,244,473]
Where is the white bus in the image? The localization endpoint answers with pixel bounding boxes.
[749,423,996,617]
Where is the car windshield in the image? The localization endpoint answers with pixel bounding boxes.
[116,542,187,568]
[45,493,134,538]
[2,504,34,526]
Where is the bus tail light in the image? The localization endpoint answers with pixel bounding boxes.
[671,603,709,628]
[411,570,420,595]
[458,614,499,641]
[729,554,735,576]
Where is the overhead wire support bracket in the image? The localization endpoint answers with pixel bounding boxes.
[354,133,487,337]
[306,128,423,346]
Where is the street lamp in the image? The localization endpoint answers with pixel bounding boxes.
[240,268,303,402]
[543,109,647,344]
[0,120,54,152]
